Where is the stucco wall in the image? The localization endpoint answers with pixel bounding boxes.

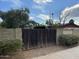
[56,28,79,45]
[72,29,79,37]
[56,28,63,45]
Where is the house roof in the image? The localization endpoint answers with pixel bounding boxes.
[61,23,79,28]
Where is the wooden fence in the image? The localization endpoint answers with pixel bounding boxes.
[22,29,56,49]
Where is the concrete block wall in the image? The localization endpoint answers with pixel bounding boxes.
[1,28,79,45]
[0,28,22,40]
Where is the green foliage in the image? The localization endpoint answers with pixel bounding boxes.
[0,8,29,28]
[52,23,60,28]
[0,39,22,55]
[26,20,39,26]
[46,20,53,26]
[46,20,60,28]
[59,35,79,46]
[34,25,46,29]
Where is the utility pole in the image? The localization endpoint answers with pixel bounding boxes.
[48,12,53,26]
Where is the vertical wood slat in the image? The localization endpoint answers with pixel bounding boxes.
[22,29,56,50]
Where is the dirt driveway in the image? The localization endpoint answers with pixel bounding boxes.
[12,45,67,59]
[33,46,79,59]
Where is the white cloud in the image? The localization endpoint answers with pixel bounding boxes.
[29,16,35,20]
[60,4,79,22]
[0,0,23,8]
[33,5,44,10]
[74,18,79,25]
[37,14,50,20]
[53,19,59,24]
[33,0,53,13]
[32,4,46,13]
[33,0,53,4]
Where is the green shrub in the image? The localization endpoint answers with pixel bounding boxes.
[0,39,22,55]
[59,35,79,46]
[34,25,46,29]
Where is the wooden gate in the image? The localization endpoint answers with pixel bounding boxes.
[22,29,56,49]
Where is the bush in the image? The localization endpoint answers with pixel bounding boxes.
[59,35,79,46]
[0,39,22,55]
[34,25,46,29]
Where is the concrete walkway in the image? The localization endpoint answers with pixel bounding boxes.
[33,46,79,59]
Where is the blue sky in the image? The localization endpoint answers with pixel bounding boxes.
[0,0,79,24]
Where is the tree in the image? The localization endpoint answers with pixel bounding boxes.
[26,20,39,25]
[69,19,74,24]
[46,12,53,26]
[0,8,30,28]
[59,10,71,25]
[46,19,53,26]
[52,23,60,28]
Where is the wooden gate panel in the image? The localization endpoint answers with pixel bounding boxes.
[22,29,56,49]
